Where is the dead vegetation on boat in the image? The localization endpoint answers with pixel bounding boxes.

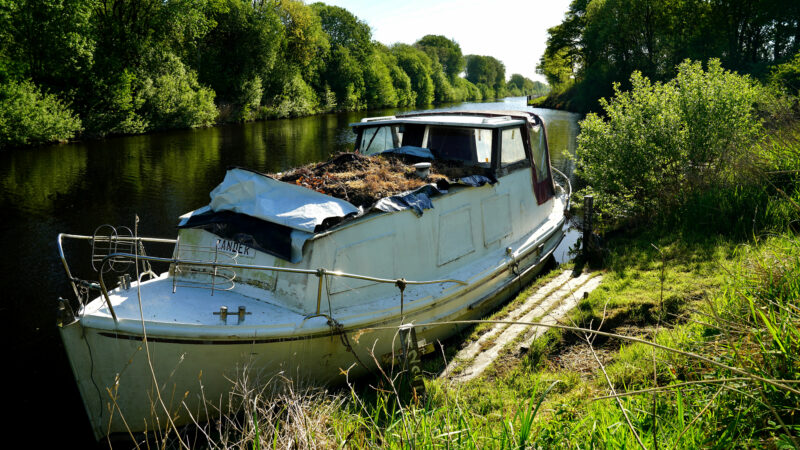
[274,152,477,207]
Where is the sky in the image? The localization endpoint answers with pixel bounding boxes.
[318,0,573,83]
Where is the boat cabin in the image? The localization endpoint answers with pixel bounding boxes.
[351,111,555,204]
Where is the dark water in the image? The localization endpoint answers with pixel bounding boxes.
[0,97,580,445]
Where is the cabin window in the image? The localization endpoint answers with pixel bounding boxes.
[530,125,549,182]
[424,126,492,165]
[500,127,526,166]
[400,124,425,147]
[475,129,493,164]
[360,126,401,155]
[426,126,475,161]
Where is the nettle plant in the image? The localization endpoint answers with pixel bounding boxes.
[576,59,765,229]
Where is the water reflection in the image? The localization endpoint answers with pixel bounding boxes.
[0,97,581,446]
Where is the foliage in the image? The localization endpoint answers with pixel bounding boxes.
[392,44,435,105]
[267,73,319,119]
[382,52,416,107]
[83,69,148,136]
[453,76,481,102]
[414,34,465,81]
[507,73,550,97]
[0,0,508,146]
[465,54,506,99]
[576,59,767,230]
[0,79,82,149]
[362,50,399,108]
[770,51,800,96]
[538,0,800,112]
[137,52,217,130]
[197,0,282,108]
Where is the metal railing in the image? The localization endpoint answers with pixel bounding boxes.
[58,233,467,324]
[551,166,573,211]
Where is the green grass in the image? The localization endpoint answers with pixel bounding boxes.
[119,222,788,450]
[132,226,798,449]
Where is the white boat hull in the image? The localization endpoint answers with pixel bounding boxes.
[58,111,571,439]
[60,218,564,439]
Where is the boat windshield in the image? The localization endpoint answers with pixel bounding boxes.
[360,125,402,154]
[358,124,494,166]
[425,126,492,165]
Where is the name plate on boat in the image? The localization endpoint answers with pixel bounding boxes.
[215,239,253,257]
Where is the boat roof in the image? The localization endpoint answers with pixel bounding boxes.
[350,110,540,129]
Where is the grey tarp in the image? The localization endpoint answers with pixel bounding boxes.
[208,168,360,233]
[178,169,494,262]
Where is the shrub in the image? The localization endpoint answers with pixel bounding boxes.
[453,77,482,101]
[576,59,766,230]
[83,70,148,137]
[267,73,319,119]
[0,80,82,149]
[138,52,218,130]
[769,52,800,97]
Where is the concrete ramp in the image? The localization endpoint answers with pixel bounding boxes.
[441,270,603,383]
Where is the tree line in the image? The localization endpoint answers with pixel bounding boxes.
[0,0,547,149]
[536,0,800,112]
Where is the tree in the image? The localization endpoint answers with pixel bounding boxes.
[198,0,282,107]
[465,55,505,97]
[311,3,372,108]
[311,2,370,63]
[414,35,464,80]
[538,0,800,112]
[363,50,398,108]
[269,0,329,102]
[392,44,434,105]
[376,44,415,106]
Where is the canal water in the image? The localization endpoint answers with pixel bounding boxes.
[0,97,580,445]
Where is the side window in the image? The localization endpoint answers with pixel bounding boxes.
[500,127,526,166]
[361,126,400,155]
[400,124,425,147]
[475,129,492,165]
[530,125,550,182]
[426,126,477,161]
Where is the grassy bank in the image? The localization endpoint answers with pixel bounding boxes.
[135,228,795,449]
[113,59,799,448]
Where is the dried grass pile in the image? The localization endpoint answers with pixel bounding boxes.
[274,153,448,207]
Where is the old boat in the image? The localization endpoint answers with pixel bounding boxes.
[57,111,570,439]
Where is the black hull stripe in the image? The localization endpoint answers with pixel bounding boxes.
[97,330,339,345]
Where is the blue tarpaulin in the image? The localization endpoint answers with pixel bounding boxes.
[380,146,435,160]
[371,175,495,216]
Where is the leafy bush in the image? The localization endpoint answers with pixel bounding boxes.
[769,51,800,96]
[0,80,82,149]
[576,59,766,230]
[430,67,456,103]
[453,77,482,101]
[82,69,147,136]
[362,51,398,108]
[392,44,434,105]
[267,73,319,119]
[138,52,217,130]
